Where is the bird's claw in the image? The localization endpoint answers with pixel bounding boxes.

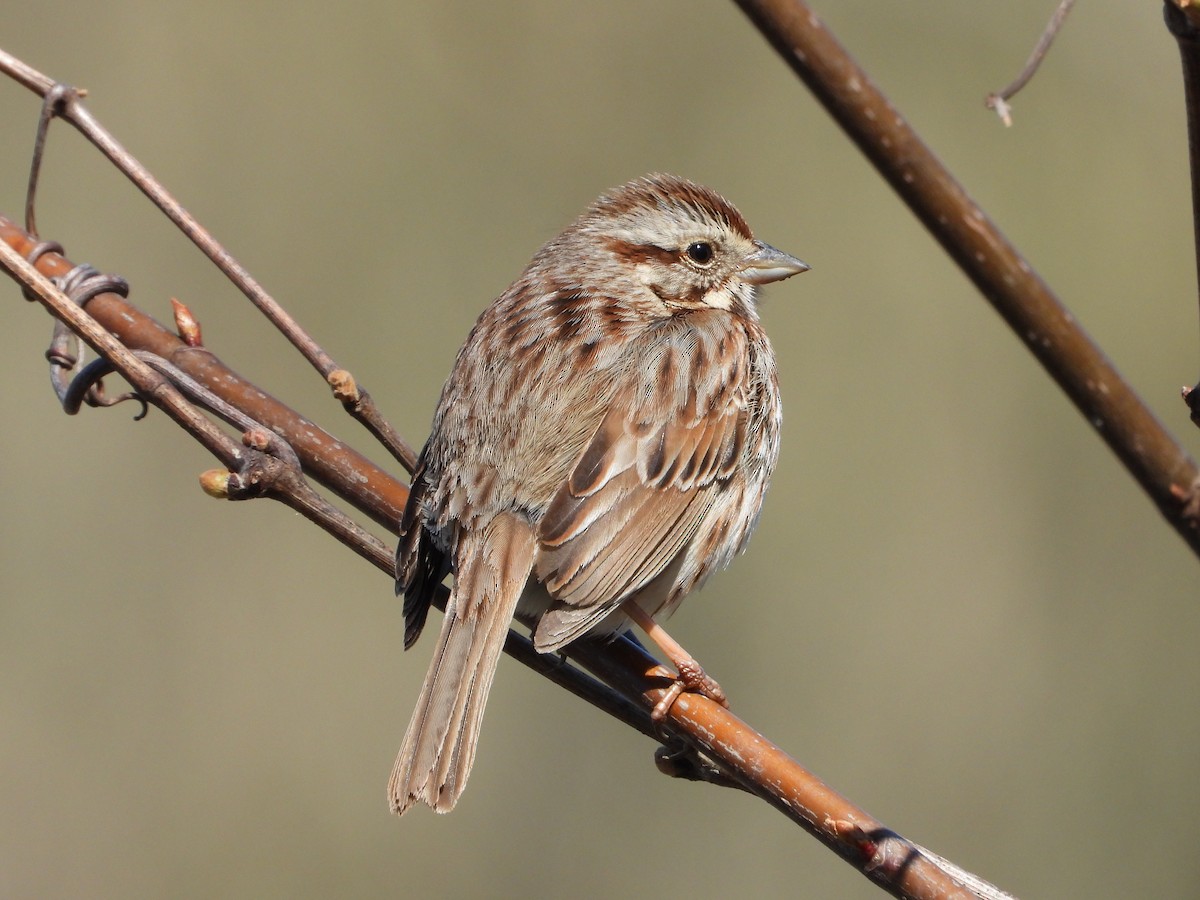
[650,659,728,721]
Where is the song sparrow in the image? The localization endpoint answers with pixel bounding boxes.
[391,174,808,814]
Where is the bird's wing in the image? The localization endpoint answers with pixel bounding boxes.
[532,323,749,651]
[396,449,452,650]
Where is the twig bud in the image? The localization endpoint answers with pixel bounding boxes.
[171,297,203,347]
[198,468,231,498]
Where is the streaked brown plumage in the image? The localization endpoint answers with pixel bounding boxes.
[391,174,808,814]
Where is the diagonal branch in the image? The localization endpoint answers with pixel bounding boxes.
[1,202,995,900]
[733,0,1200,555]
[0,46,417,473]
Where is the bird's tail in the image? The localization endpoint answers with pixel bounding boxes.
[389,512,536,814]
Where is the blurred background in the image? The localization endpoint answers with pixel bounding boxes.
[0,2,1196,897]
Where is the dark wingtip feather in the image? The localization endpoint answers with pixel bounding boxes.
[396,454,449,650]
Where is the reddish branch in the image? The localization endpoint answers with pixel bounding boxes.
[0,217,987,898]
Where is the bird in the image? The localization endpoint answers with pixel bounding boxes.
[390,173,808,814]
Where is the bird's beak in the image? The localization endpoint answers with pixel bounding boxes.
[737,241,810,285]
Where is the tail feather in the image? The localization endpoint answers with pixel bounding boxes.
[389,512,536,814]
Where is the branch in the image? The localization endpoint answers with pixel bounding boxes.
[732,0,1200,553]
[1165,1,1200,429]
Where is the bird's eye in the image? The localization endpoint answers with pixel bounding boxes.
[684,241,715,266]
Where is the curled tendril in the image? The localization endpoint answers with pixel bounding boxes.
[59,356,147,419]
[35,261,138,416]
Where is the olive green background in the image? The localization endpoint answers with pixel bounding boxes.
[1,3,1196,898]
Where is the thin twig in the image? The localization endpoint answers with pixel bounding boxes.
[24,83,76,236]
[1164,1,1200,430]
[984,0,1078,126]
[0,47,418,474]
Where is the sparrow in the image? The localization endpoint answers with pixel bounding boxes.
[390,173,808,813]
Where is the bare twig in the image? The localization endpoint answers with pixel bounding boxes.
[984,0,1078,126]
[0,47,418,473]
[24,83,81,235]
[733,0,1200,557]
[1165,1,1200,430]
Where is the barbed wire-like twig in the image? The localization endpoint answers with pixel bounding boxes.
[733,0,1200,554]
[984,0,1078,126]
[1,218,409,532]
[0,234,392,570]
